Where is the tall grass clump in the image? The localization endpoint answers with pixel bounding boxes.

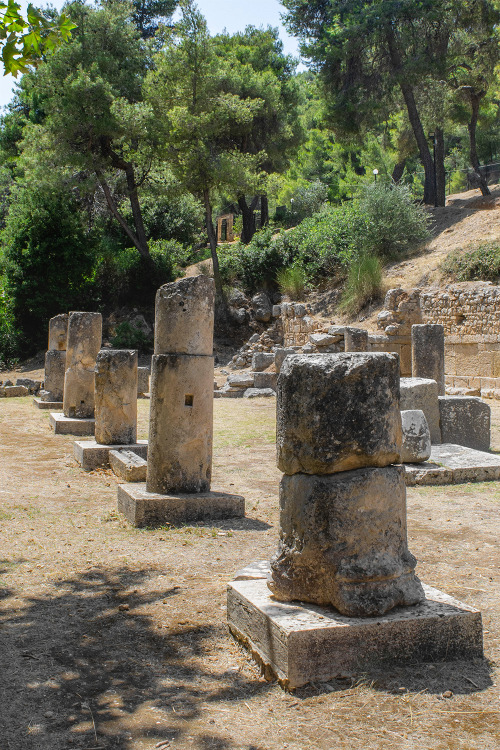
[276,266,307,300]
[339,253,383,315]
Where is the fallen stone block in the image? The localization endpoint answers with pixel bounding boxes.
[439,396,490,452]
[228,372,255,388]
[243,388,276,398]
[251,352,274,372]
[74,439,148,470]
[109,449,147,482]
[400,377,441,444]
[2,385,29,397]
[16,378,42,394]
[400,410,431,463]
[274,348,296,373]
[253,372,277,391]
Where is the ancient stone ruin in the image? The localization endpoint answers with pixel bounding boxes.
[34,313,68,409]
[73,349,147,470]
[50,311,102,435]
[227,351,483,687]
[117,276,244,526]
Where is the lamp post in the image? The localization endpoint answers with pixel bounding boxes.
[373,168,379,183]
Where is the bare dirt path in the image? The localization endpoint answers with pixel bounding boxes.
[0,397,499,750]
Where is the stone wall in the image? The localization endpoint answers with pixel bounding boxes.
[420,284,500,335]
[282,302,324,347]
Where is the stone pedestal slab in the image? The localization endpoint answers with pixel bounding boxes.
[74,439,147,470]
[117,483,245,527]
[405,443,500,485]
[50,412,95,436]
[33,397,63,410]
[228,576,483,688]
[277,353,402,475]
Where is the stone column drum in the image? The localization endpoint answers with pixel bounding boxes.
[269,352,425,617]
[94,349,138,445]
[146,276,215,495]
[48,313,69,351]
[40,313,69,402]
[412,324,445,396]
[63,312,102,419]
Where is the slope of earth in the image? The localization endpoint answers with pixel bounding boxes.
[0,396,499,750]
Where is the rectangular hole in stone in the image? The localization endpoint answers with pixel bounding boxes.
[185,394,194,407]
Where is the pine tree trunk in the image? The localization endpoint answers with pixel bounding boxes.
[125,164,152,258]
[260,194,269,226]
[392,159,406,183]
[435,127,446,207]
[237,195,258,244]
[468,94,490,197]
[203,190,225,304]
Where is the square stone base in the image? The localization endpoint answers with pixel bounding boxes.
[227,571,483,688]
[74,439,148,470]
[33,397,63,410]
[405,443,500,486]
[49,412,95,436]
[117,483,245,527]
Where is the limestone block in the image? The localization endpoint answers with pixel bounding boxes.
[277,353,402,475]
[251,291,272,323]
[228,372,255,388]
[251,352,274,372]
[48,313,68,351]
[154,276,215,356]
[439,396,490,451]
[15,378,41,394]
[109,449,147,482]
[399,343,412,377]
[274,348,295,373]
[243,388,275,398]
[326,326,345,342]
[2,385,29,397]
[63,311,102,419]
[411,324,445,395]
[344,327,368,352]
[272,305,281,317]
[400,377,441,444]
[137,367,150,394]
[309,333,337,348]
[147,353,213,494]
[400,410,431,463]
[43,349,66,402]
[269,466,424,617]
[94,349,137,445]
[253,372,277,391]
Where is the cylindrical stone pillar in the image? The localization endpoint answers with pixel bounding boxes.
[42,350,66,402]
[94,349,137,445]
[63,312,102,419]
[48,313,69,351]
[270,352,424,617]
[146,276,215,495]
[344,327,368,352]
[411,323,445,396]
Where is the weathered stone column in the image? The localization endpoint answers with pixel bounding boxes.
[40,314,68,403]
[94,349,137,445]
[412,323,445,396]
[270,352,424,617]
[344,327,368,352]
[146,276,215,495]
[63,312,102,419]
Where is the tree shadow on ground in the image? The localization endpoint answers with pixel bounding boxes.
[0,566,271,750]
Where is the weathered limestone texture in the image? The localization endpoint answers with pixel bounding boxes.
[119,276,245,526]
[154,275,214,356]
[63,312,102,419]
[74,439,147,470]
[439,396,490,451]
[277,353,402,475]
[94,349,137,445]
[41,350,66,402]
[109,449,147,482]
[377,288,423,336]
[48,313,69,351]
[137,366,150,395]
[400,377,441,444]
[269,466,424,616]
[405,443,500,486]
[147,353,214,494]
[400,410,431,463]
[412,324,445,396]
[344,327,369,352]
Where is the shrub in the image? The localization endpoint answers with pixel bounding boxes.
[441,242,500,282]
[276,266,306,300]
[288,180,329,223]
[110,321,152,351]
[354,182,430,260]
[339,253,383,315]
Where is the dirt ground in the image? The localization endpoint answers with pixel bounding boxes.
[0,395,499,750]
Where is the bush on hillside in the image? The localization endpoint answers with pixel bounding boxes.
[339,253,383,315]
[441,242,500,282]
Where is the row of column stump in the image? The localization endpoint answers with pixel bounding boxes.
[34,278,484,688]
